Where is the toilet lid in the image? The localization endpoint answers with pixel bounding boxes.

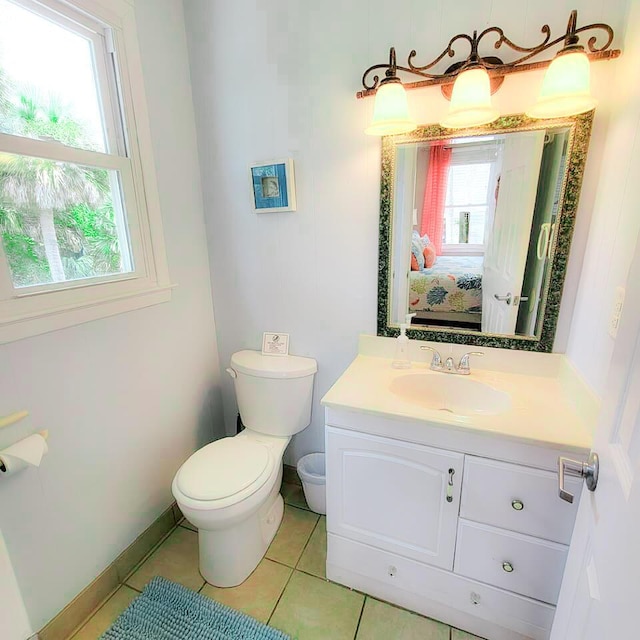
[176,438,271,501]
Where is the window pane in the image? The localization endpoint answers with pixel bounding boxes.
[443,162,493,246]
[443,206,486,245]
[447,163,492,206]
[0,153,133,288]
[0,0,108,152]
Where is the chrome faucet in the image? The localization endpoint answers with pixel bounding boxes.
[420,346,484,375]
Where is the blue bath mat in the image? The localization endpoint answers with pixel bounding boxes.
[102,576,291,640]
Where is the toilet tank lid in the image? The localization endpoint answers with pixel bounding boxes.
[231,350,317,379]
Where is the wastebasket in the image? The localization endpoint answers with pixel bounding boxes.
[297,453,326,515]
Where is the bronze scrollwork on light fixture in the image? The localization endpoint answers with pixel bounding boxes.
[358,10,619,99]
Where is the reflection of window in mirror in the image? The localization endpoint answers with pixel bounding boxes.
[414,136,503,261]
[441,138,502,256]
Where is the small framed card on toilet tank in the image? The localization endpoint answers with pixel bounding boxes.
[262,332,290,356]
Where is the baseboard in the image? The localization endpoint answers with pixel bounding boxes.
[283,463,301,486]
[38,503,180,640]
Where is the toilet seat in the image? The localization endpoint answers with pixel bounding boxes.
[175,437,274,502]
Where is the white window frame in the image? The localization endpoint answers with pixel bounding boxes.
[0,0,172,344]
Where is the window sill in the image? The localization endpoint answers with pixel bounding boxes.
[441,245,485,257]
[0,283,175,344]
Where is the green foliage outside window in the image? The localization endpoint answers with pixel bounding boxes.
[0,67,125,287]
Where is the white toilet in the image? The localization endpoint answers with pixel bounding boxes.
[172,349,317,587]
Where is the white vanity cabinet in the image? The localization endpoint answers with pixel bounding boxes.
[325,419,584,640]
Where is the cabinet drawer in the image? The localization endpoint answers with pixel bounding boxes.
[460,456,581,544]
[328,533,555,640]
[454,519,568,605]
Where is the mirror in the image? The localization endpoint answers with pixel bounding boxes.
[378,113,593,351]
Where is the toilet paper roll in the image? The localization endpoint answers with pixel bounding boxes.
[0,433,48,477]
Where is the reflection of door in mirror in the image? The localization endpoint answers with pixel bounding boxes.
[482,132,545,334]
[515,131,569,335]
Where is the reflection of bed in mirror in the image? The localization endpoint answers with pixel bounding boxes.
[409,256,483,329]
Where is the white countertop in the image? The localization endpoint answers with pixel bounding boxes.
[321,338,597,453]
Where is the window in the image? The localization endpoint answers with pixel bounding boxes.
[441,141,501,255]
[0,0,170,343]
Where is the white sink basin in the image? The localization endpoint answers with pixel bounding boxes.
[389,373,511,417]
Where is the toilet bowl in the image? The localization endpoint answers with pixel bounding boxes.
[172,350,317,587]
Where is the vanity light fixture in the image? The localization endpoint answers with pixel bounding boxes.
[525,12,598,119]
[359,10,619,134]
[440,63,499,129]
[364,48,417,136]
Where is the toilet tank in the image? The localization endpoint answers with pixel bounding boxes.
[230,350,317,437]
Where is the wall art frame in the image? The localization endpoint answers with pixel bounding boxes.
[250,158,297,213]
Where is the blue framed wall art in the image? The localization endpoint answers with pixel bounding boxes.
[250,159,297,212]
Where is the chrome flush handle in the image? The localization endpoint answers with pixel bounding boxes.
[557,452,599,503]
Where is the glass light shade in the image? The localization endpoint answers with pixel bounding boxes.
[527,50,597,119]
[365,80,417,136]
[440,67,499,129]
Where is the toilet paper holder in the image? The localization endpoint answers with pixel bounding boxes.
[0,425,49,474]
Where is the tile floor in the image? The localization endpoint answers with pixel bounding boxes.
[70,482,484,640]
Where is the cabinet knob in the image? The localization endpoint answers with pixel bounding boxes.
[511,499,524,511]
[502,562,514,573]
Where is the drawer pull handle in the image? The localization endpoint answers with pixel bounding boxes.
[511,499,524,511]
[502,562,514,573]
[446,468,455,503]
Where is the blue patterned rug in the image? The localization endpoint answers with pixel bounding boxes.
[102,577,291,639]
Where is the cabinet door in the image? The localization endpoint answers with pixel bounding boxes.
[326,426,463,570]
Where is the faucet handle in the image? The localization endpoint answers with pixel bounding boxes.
[420,345,442,368]
[457,351,484,373]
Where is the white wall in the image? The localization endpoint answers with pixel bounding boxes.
[567,0,640,395]
[0,0,223,631]
[0,529,32,640]
[183,0,629,463]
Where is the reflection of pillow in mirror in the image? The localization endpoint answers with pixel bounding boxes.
[420,233,432,247]
[411,252,419,271]
[423,244,436,268]
[411,242,425,270]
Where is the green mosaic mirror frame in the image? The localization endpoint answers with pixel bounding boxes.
[377,111,594,352]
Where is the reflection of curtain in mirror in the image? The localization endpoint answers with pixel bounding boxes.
[420,141,452,255]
